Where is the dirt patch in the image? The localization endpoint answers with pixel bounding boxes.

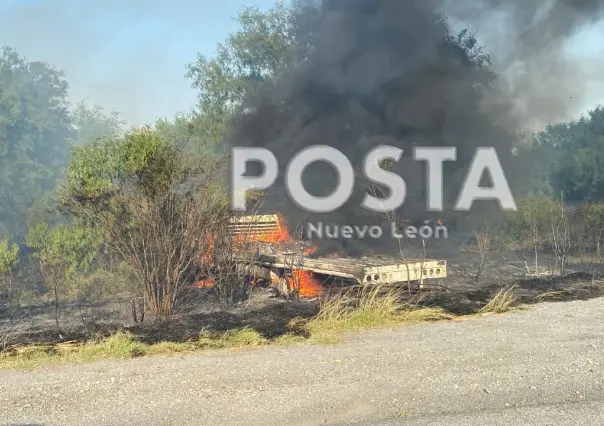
[420,272,604,315]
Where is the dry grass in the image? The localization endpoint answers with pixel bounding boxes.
[534,290,566,300]
[565,254,602,265]
[478,285,518,314]
[300,285,454,343]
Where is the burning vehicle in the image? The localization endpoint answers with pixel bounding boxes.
[196,213,447,298]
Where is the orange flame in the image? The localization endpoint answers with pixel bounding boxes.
[304,246,317,256]
[195,214,322,296]
[265,215,323,296]
[195,278,214,288]
[262,215,291,243]
[291,270,323,297]
[199,234,216,265]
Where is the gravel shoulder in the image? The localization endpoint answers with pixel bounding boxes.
[2,297,604,425]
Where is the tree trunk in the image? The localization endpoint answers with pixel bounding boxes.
[53,283,60,331]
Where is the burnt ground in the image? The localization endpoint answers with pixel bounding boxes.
[1,248,603,347]
[420,247,604,314]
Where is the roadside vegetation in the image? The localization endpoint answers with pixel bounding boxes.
[1,285,518,369]
[2,2,604,369]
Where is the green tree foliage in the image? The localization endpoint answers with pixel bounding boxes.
[155,113,222,157]
[502,196,558,243]
[26,221,99,327]
[60,127,231,315]
[0,239,19,302]
[70,100,124,146]
[61,126,172,212]
[0,46,73,238]
[185,1,310,154]
[26,222,98,279]
[535,106,604,201]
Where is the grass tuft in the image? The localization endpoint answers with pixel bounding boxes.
[0,328,267,370]
[198,327,267,349]
[534,290,566,300]
[0,331,150,369]
[303,285,453,343]
[478,285,517,314]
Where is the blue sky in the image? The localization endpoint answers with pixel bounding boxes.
[1,0,602,126]
[0,0,276,124]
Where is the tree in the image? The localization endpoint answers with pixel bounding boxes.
[155,113,222,157]
[536,106,604,201]
[70,101,124,146]
[28,102,124,229]
[0,239,19,303]
[26,222,98,329]
[185,1,310,154]
[0,46,73,238]
[59,127,234,316]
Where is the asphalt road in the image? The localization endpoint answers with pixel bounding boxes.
[2,298,604,426]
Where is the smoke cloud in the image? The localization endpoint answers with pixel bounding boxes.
[226,0,604,254]
[441,0,604,129]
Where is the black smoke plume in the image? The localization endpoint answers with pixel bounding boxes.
[226,0,603,255]
[443,0,604,128]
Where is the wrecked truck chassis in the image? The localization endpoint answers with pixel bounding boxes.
[234,252,448,291]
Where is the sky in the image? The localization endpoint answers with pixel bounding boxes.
[0,0,602,126]
[0,0,276,125]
